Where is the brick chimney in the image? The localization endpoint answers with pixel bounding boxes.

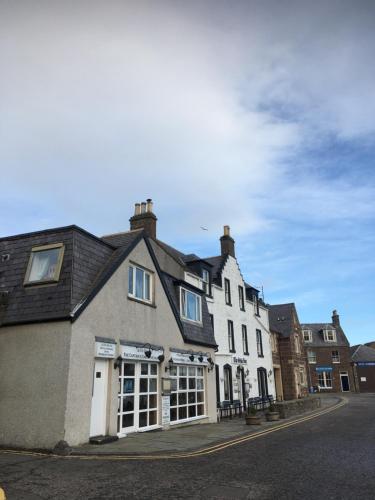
[129,199,157,238]
[220,225,235,258]
[332,309,340,327]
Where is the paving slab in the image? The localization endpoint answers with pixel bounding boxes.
[72,395,340,456]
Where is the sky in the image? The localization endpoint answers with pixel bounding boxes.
[1,0,374,344]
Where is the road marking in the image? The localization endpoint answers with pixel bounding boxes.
[0,398,347,462]
[0,487,6,500]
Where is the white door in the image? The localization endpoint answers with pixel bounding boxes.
[90,359,109,437]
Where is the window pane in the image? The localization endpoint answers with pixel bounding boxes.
[170,393,177,406]
[170,366,177,377]
[179,407,187,420]
[139,395,148,410]
[188,392,196,404]
[197,379,203,390]
[171,379,177,391]
[123,396,134,413]
[135,267,144,298]
[128,266,134,294]
[197,367,203,377]
[122,413,134,428]
[189,378,196,390]
[188,406,196,418]
[170,408,177,421]
[149,379,157,392]
[123,379,134,394]
[141,363,148,375]
[178,393,187,405]
[186,291,197,320]
[145,273,151,300]
[139,412,148,428]
[123,364,135,376]
[149,411,157,426]
[188,367,196,376]
[197,391,204,403]
[140,378,148,393]
[29,248,60,282]
[179,366,187,376]
[149,394,157,409]
[150,364,157,375]
[197,404,204,416]
[179,378,187,390]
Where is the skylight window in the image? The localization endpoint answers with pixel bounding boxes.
[24,243,65,285]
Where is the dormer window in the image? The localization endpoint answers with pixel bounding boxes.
[201,269,210,295]
[324,329,336,342]
[24,243,65,285]
[180,288,202,323]
[128,264,152,303]
[303,330,312,342]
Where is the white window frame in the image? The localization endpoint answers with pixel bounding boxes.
[242,324,249,355]
[324,329,336,342]
[303,330,312,342]
[318,370,332,389]
[180,288,202,324]
[228,320,235,353]
[201,269,210,295]
[307,351,316,364]
[238,286,245,311]
[169,365,205,424]
[332,350,340,363]
[128,264,153,303]
[256,329,263,357]
[24,243,65,285]
[224,278,231,305]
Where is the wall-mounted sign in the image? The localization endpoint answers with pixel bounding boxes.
[170,351,209,366]
[316,366,333,372]
[233,357,247,365]
[95,341,116,359]
[161,396,170,426]
[360,377,367,382]
[357,362,375,367]
[120,344,163,362]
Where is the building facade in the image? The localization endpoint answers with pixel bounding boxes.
[269,303,308,400]
[301,310,353,393]
[194,227,275,407]
[0,201,218,449]
[351,344,375,393]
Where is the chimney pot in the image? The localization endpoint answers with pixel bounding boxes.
[223,225,230,237]
[141,202,146,214]
[332,309,340,327]
[146,199,153,213]
[134,203,141,215]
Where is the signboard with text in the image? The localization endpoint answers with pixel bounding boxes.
[95,341,116,359]
[120,344,163,362]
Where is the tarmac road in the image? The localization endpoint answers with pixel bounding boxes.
[0,394,374,500]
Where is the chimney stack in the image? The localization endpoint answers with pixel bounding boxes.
[129,198,157,238]
[220,225,235,258]
[332,309,340,327]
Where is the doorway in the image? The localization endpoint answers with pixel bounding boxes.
[257,367,268,398]
[117,361,159,436]
[340,372,350,392]
[223,364,233,403]
[90,359,109,437]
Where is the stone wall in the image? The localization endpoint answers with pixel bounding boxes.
[274,396,321,419]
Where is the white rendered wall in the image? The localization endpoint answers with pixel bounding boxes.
[206,255,275,402]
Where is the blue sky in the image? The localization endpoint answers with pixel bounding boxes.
[1,0,374,344]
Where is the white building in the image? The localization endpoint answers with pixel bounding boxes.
[203,227,275,407]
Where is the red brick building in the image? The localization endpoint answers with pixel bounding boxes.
[301,310,353,393]
[269,303,308,400]
[351,344,375,393]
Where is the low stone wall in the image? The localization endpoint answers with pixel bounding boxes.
[274,396,321,419]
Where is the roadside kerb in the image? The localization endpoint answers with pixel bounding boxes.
[0,397,347,461]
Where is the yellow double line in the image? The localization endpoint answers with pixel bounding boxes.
[0,398,346,462]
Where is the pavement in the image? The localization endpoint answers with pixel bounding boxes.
[72,394,338,456]
[1,393,375,499]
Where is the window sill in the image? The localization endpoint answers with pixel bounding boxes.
[229,350,236,354]
[243,352,249,356]
[226,303,232,307]
[170,415,207,426]
[240,308,246,312]
[127,295,156,308]
[24,279,59,288]
[181,317,203,327]
[257,354,264,358]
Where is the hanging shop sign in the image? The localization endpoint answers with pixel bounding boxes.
[120,344,164,362]
[316,366,333,372]
[95,341,116,359]
[232,356,248,365]
[170,351,209,366]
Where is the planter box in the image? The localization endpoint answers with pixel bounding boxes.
[245,415,262,425]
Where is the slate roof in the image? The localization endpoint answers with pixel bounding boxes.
[351,344,375,363]
[300,322,350,347]
[203,255,227,286]
[268,303,298,338]
[0,225,216,348]
[0,225,114,325]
